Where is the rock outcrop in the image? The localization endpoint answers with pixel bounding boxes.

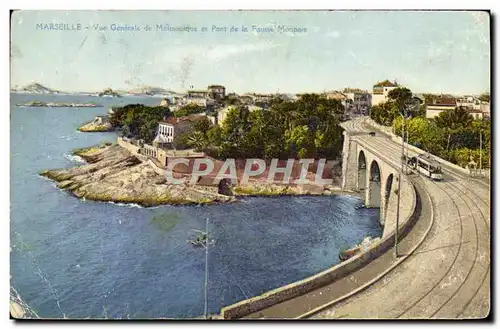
[40,144,235,206]
[78,116,113,132]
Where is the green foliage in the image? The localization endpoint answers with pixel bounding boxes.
[392,106,490,169]
[387,87,413,111]
[109,104,171,143]
[370,101,399,126]
[173,103,205,117]
[197,94,345,160]
[478,92,490,103]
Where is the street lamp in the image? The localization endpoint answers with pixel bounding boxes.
[394,98,420,258]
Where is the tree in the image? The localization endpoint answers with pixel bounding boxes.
[370,101,398,126]
[434,106,473,152]
[478,92,490,103]
[388,87,412,112]
[187,131,207,150]
[393,116,445,155]
[109,104,171,142]
[174,103,205,117]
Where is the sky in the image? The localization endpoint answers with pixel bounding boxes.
[10,10,490,95]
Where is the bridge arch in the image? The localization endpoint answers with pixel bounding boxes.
[382,173,395,225]
[366,160,382,208]
[357,150,367,191]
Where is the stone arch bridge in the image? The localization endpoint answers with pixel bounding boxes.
[340,128,415,235]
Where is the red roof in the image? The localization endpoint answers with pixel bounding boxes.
[432,97,457,106]
[159,114,206,126]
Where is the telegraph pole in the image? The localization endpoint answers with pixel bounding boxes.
[204,217,209,319]
[395,114,405,258]
[406,130,410,173]
[479,130,483,177]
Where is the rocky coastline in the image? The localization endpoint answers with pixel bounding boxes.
[40,144,236,206]
[77,120,113,132]
[41,142,354,207]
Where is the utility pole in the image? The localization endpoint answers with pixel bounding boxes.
[395,113,405,258]
[406,130,410,173]
[479,130,483,177]
[204,217,209,319]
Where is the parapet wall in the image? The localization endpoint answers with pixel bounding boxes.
[117,137,140,155]
[220,176,418,319]
[364,117,471,175]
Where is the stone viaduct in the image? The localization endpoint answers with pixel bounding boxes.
[340,128,414,236]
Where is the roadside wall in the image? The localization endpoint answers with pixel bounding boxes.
[364,117,471,175]
[220,178,418,319]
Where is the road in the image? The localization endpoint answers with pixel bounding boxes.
[242,117,490,319]
[310,118,490,319]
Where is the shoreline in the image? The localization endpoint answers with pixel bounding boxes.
[41,142,357,207]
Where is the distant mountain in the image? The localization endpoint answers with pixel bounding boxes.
[127,86,181,96]
[14,83,61,94]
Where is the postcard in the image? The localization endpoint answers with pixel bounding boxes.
[10,9,491,320]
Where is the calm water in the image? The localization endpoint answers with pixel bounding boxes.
[10,93,381,319]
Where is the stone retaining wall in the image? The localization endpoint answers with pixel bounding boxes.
[220,178,419,319]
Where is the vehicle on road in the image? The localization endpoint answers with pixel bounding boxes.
[407,154,443,180]
[369,132,376,136]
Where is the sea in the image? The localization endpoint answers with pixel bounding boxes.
[10,92,382,319]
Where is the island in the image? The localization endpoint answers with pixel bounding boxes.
[12,82,59,94]
[98,88,122,97]
[16,101,103,108]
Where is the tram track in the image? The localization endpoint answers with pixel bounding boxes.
[340,129,490,318]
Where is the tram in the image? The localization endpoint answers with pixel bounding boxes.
[406,154,443,181]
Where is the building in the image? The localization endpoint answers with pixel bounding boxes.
[252,93,274,104]
[239,94,254,105]
[187,90,209,98]
[324,91,347,102]
[457,95,481,109]
[159,98,170,107]
[153,121,175,148]
[425,96,457,118]
[208,85,226,100]
[456,95,490,119]
[153,114,210,149]
[343,88,372,115]
[371,80,399,106]
[217,106,236,126]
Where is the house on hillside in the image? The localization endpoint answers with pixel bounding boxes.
[371,80,399,106]
[153,114,210,149]
[217,106,236,126]
[425,96,457,118]
[343,88,372,115]
[208,85,226,100]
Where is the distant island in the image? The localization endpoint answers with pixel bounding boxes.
[127,86,182,97]
[12,83,59,94]
[16,101,103,108]
[98,88,122,97]
[11,82,183,97]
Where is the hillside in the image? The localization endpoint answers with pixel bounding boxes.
[127,86,181,96]
[15,83,59,94]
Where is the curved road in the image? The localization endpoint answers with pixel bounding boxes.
[310,118,490,319]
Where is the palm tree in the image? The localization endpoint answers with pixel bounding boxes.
[187,131,207,150]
